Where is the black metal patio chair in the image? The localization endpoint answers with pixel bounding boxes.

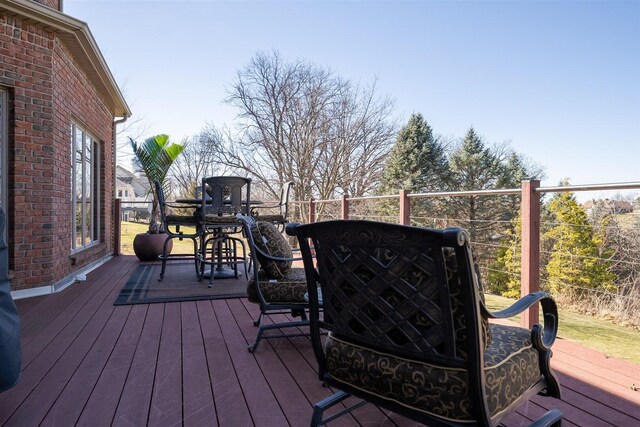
[289,219,563,427]
[155,181,200,281]
[238,214,314,352]
[250,181,293,231]
[197,176,251,285]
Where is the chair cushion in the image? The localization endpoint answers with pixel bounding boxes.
[324,323,541,423]
[165,214,199,225]
[250,221,292,278]
[247,267,308,304]
[203,215,241,225]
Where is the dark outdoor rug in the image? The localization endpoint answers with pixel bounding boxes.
[114,262,247,305]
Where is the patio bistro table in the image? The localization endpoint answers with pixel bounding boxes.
[174,198,261,279]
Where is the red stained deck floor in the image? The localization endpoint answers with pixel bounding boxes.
[2,255,639,426]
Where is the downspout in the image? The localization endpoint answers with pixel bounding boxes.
[112,115,128,255]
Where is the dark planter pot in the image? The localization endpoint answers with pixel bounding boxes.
[132,232,172,262]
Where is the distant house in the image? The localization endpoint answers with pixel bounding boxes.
[1,0,131,296]
[583,199,634,215]
[116,165,149,198]
[116,165,151,222]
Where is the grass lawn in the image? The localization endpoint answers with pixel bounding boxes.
[120,221,200,256]
[485,294,640,365]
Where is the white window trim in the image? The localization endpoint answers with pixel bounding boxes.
[71,123,101,252]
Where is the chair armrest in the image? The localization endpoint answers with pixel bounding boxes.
[165,201,197,210]
[482,291,559,350]
[251,243,303,263]
[250,204,281,214]
[482,291,550,319]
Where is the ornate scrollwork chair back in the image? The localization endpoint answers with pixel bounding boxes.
[197,176,251,285]
[289,220,562,427]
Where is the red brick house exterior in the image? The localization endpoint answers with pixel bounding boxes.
[0,0,130,296]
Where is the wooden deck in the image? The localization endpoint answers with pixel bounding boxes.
[2,255,639,426]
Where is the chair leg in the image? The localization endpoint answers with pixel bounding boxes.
[252,312,263,327]
[223,235,248,279]
[238,239,248,278]
[208,237,218,287]
[291,308,307,320]
[197,234,211,283]
[248,313,265,352]
[158,235,173,282]
[226,238,239,278]
[310,391,353,427]
[191,237,199,277]
[248,312,311,353]
[530,409,563,427]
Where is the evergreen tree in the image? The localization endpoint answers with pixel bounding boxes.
[498,152,530,221]
[544,187,616,295]
[377,113,449,223]
[378,113,448,193]
[446,127,504,242]
[489,212,523,298]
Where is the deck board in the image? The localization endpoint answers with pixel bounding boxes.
[114,302,164,426]
[214,299,289,426]
[182,301,218,427]
[5,255,640,427]
[197,299,253,427]
[39,297,131,426]
[148,302,183,427]
[76,304,148,427]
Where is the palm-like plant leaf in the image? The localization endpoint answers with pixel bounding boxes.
[129,134,185,233]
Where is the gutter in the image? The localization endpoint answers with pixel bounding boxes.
[0,0,131,117]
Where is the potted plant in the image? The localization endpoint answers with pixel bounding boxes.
[129,134,185,261]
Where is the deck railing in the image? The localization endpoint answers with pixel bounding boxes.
[290,180,640,328]
[114,180,640,329]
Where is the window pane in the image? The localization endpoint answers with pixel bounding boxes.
[84,136,92,245]
[75,127,83,247]
[71,124,101,250]
[92,140,100,242]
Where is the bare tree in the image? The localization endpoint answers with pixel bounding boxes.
[168,128,231,198]
[205,51,396,218]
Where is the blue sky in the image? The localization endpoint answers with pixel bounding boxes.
[65,0,639,192]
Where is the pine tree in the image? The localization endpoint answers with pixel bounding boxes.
[446,127,504,242]
[377,113,448,223]
[378,113,448,193]
[544,188,616,295]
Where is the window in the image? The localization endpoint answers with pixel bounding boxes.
[118,190,122,197]
[71,123,101,250]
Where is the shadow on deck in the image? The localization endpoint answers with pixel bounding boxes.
[2,256,639,426]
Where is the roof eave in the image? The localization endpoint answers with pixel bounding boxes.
[0,0,131,118]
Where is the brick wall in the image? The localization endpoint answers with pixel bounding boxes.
[32,0,62,12]
[1,13,114,291]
